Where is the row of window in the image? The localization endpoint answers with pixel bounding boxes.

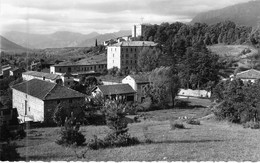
[110,47,137,53]
[121,53,137,58]
[57,99,73,104]
[122,60,137,64]
[58,65,105,72]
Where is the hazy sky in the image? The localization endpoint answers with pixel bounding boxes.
[0,0,251,34]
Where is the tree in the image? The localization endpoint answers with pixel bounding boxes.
[137,47,161,72]
[148,66,180,108]
[95,39,98,47]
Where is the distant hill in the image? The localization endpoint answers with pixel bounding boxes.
[2,30,131,49]
[191,0,260,26]
[0,35,29,53]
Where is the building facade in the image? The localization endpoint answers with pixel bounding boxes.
[122,73,150,102]
[50,54,107,75]
[107,41,157,70]
[12,79,85,123]
[92,84,136,102]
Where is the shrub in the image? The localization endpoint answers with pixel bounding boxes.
[0,143,21,161]
[175,99,189,108]
[87,100,140,150]
[186,119,201,125]
[170,120,185,130]
[243,121,260,129]
[87,133,140,150]
[56,113,86,146]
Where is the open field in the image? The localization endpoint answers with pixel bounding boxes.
[11,98,260,161]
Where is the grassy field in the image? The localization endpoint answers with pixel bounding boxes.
[11,98,260,161]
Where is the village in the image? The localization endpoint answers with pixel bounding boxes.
[1,0,260,161]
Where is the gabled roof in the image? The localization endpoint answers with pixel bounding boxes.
[128,72,151,84]
[110,41,157,47]
[235,69,260,79]
[94,84,136,95]
[12,79,85,100]
[22,71,60,80]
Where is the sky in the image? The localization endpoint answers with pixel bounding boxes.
[0,0,251,35]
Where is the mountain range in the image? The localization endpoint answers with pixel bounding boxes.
[2,30,131,49]
[0,35,29,53]
[191,0,260,26]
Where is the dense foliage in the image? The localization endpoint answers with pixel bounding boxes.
[212,79,260,123]
[144,66,180,108]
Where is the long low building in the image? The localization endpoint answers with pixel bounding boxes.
[50,54,107,75]
[22,71,62,84]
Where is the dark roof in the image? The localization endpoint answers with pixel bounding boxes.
[53,53,107,67]
[23,71,60,80]
[129,73,150,84]
[12,79,85,100]
[110,41,157,47]
[235,69,260,79]
[95,84,136,95]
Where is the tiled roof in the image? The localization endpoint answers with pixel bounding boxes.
[129,72,151,84]
[110,41,157,47]
[95,84,136,95]
[23,71,60,80]
[12,79,85,100]
[235,69,260,79]
[53,53,107,67]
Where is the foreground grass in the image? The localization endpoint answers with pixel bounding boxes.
[12,99,260,161]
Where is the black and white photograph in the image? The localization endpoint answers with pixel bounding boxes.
[1,0,260,161]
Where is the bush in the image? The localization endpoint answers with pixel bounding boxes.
[87,100,140,150]
[56,113,86,146]
[87,133,140,150]
[186,119,201,125]
[243,121,260,129]
[170,120,185,130]
[175,99,189,108]
[0,143,21,161]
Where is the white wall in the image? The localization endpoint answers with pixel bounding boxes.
[178,89,211,98]
[122,76,137,90]
[12,89,44,123]
[107,46,121,69]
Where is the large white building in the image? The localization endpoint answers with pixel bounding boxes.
[107,41,157,70]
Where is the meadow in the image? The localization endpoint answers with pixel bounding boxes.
[13,98,260,161]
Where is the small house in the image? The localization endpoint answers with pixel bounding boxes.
[92,84,136,102]
[230,69,260,83]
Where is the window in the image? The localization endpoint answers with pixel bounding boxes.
[113,60,114,63]
[126,60,129,64]
[130,60,132,64]
[68,82,70,85]
[126,48,128,52]
[69,99,72,103]
[122,54,124,58]
[126,54,129,58]
[59,68,61,72]
[135,60,137,64]
[135,48,137,52]
[115,48,116,51]
[134,53,137,58]
[113,54,114,57]
[131,48,132,52]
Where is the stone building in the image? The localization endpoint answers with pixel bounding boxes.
[92,84,136,102]
[12,79,85,123]
[10,67,25,79]
[122,73,150,102]
[107,41,157,70]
